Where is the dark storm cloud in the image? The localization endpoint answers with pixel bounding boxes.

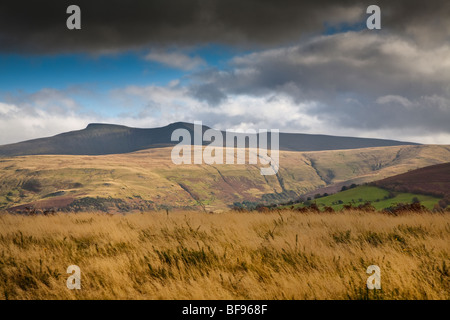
[202,32,450,99]
[0,0,448,54]
[187,31,450,133]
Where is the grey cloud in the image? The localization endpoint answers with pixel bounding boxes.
[0,0,448,54]
[189,83,227,106]
[228,33,450,99]
[338,96,450,133]
[188,32,450,135]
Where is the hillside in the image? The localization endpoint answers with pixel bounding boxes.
[0,122,419,157]
[371,162,450,199]
[286,162,450,212]
[1,144,449,212]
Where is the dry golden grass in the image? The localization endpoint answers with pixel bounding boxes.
[0,210,448,300]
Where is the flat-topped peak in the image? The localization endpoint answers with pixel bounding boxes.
[0,121,419,157]
[85,123,128,129]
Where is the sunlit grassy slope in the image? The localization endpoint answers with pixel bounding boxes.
[0,144,449,211]
[0,210,448,300]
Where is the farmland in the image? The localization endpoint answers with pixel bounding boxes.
[291,185,442,211]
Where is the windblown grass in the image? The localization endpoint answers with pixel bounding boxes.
[0,210,448,300]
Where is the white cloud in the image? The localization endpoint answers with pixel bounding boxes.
[0,106,90,145]
[0,102,19,115]
[0,89,91,144]
[145,50,205,70]
[376,95,412,108]
[1,82,449,146]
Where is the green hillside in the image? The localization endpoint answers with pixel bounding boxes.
[290,185,441,211]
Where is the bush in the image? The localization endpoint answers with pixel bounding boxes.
[309,202,320,212]
[22,179,42,193]
[384,202,428,215]
[438,199,448,209]
[357,202,376,212]
[384,192,395,200]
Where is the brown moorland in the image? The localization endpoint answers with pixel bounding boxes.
[372,162,450,199]
[1,144,449,212]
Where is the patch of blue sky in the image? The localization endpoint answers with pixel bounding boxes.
[0,52,185,93]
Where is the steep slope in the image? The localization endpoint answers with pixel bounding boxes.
[0,122,418,157]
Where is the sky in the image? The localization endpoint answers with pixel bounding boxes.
[0,0,449,145]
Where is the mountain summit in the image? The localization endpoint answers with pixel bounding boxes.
[0,122,418,157]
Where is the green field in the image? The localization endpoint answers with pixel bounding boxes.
[291,185,441,211]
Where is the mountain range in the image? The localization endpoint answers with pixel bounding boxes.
[0,122,418,157]
[0,122,448,213]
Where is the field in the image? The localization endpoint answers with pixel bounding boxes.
[0,210,448,300]
[292,185,442,211]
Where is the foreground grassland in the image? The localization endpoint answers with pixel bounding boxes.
[0,210,448,300]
